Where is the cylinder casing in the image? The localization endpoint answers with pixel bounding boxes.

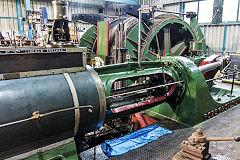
[0,67,106,159]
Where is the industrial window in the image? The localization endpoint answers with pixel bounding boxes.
[185,0,213,24]
[222,0,238,22]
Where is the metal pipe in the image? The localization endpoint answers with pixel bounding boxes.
[155,9,187,15]
[206,137,235,141]
[198,61,222,73]
[152,0,206,6]
[107,81,184,99]
[138,9,142,67]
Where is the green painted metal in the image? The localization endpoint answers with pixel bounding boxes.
[96,56,240,126]
[79,26,97,63]
[26,141,78,160]
[125,22,151,60]
[145,56,240,126]
[189,41,204,51]
[139,18,200,61]
[163,28,171,55]
[7,56,240,159]
[80,16,207,64]
[97,21,109,56]
[190,17,207,54]
[188,56,206,66]
[95,60,185,120]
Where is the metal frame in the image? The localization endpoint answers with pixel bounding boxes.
[0,17,17,19]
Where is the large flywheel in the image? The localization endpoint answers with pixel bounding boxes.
[80,14,207,64]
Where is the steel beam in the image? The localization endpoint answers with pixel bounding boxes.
[237,0,240,21]
[138,9,142,67]
[16,0,24,35]
[0,17,17,19]
[199,21,240,26]
[179,1,184,19]
[69,2,103,9]
[222,25,227,53]
[152,0,206,6]
[25,0,33,40]
[26,0,103,9]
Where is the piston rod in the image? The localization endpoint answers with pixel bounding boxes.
[198,61,222,73]
[107,81,184,98]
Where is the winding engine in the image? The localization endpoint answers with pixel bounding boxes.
[0,1,240,160]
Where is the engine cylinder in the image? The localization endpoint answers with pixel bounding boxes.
[0,66,106,159]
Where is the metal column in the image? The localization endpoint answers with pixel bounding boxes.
[222,25,227,53]
[138,9,142,67]
[179,1,184,19]
[197,0,200,21]
[237,0,240,21]
[16,0,24,35]
[25,0,33,40]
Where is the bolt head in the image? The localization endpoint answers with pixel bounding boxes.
[196,129,203,135]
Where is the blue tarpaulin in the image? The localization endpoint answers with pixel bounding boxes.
[101,124,172,156]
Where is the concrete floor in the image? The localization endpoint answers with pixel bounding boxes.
[109,104,240,160]
[199,104,240,160]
